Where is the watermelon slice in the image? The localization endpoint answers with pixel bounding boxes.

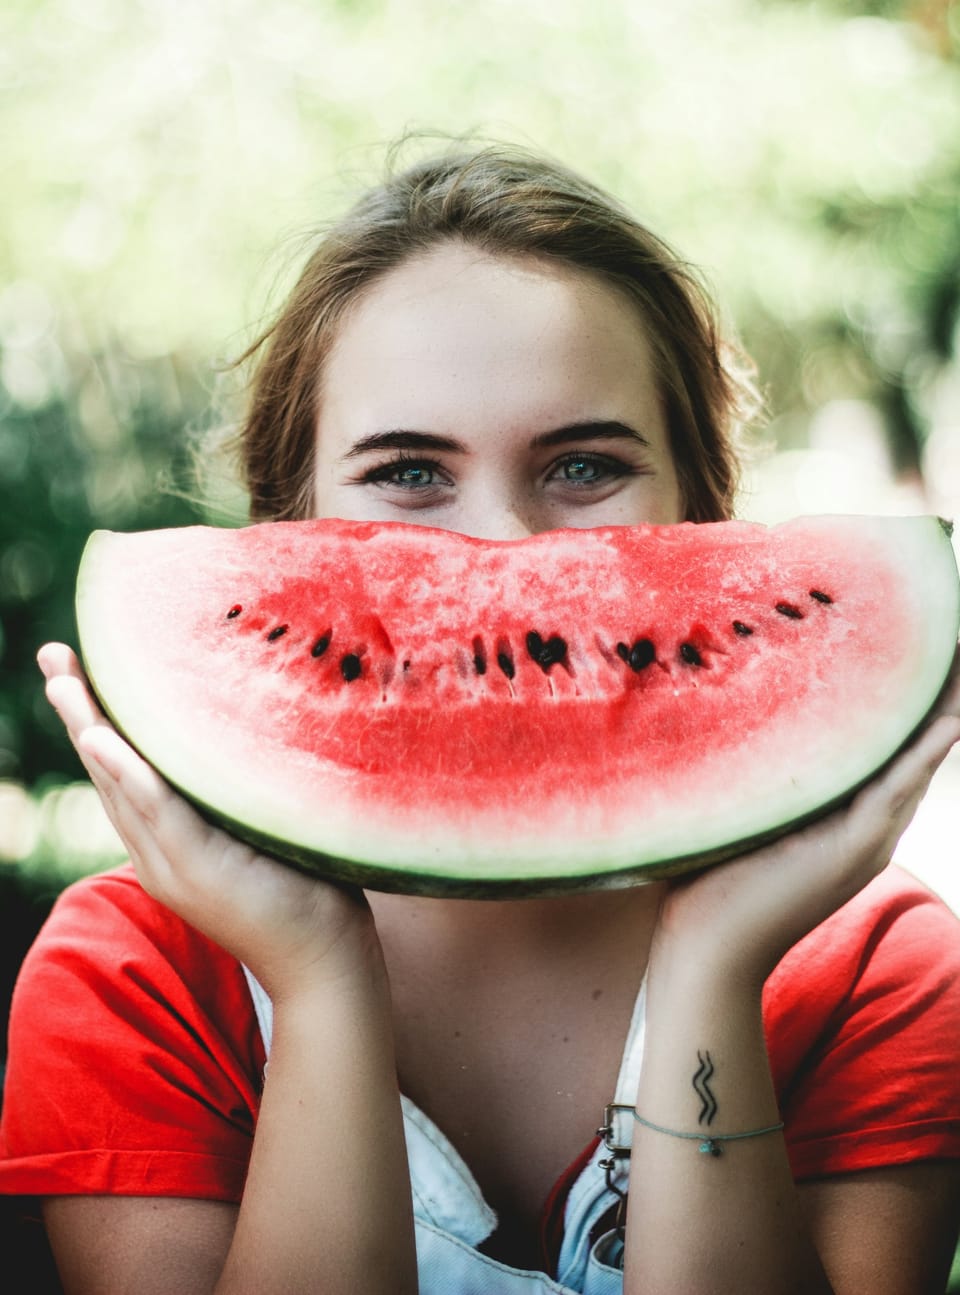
[75,516,959,896]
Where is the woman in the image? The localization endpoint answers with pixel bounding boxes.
[3,144,960,1294]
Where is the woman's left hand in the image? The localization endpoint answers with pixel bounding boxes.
[652,646,960,987]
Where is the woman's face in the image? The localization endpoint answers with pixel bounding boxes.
[313,241,683,538]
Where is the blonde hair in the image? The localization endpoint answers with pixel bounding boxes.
[235,144,760,522]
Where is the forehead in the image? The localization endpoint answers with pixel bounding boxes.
[319,242,663,432]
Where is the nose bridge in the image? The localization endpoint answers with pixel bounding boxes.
[471,509,535,542]
[463,477,539,541]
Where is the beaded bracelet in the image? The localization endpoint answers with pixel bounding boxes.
[631,1110,785,1158]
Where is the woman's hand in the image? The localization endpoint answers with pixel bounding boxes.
[629,649,960,1295]
[38,645,416,1294]
[38,642,380,1001]
[652,646,960,988]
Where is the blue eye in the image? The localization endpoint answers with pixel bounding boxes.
[394,463,435,486]
[562,457,602,481]
[363,455,444,489]
[551,453,633,486]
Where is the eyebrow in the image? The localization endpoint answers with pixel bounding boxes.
[340,420,652,459]
[533,420,652,450]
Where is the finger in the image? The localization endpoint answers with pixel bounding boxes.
[931,642,960,721]
[40,652,214,898]
[79,725,172,818]
[918,642,960,729]
[46,656,228,888]
[45,673,112,744]
[43,670,154,840]
[78,725,220,890]
[39,645,112,733]
[37,642,84,681]
[76,734,193,898]
[39,675,138,844]
[746,711,960,885]
[44,673,121,807]
[79,726,197,843]
[848,712,960,857]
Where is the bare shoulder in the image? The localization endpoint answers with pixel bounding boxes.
[44,1195,238,1295]
[800,1161,960,1295]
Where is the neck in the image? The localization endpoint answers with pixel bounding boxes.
[366,881,666,983]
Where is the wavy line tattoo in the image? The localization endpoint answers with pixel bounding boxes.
[692,1050,717,1126]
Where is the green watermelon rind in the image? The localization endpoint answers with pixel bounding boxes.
[154,756,937,899]
[76,515,960,898]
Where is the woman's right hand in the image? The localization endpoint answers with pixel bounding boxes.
[38,642,381,1001]
[39,642,418,1295]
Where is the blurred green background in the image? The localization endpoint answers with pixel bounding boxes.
[1,0,959,936]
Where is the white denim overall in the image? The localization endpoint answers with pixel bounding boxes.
[243,969,645,1295]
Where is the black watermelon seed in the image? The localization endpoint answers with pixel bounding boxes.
[732,621,754,637]
[526,631,567,670]
[226,605,242,619]
[544,636,567,666]
[311,634,330,658]
[775,603,804,620]
[629,638,656,672]
[679,642,702,666]
[472,636,487,675]
[340,653,362,682]
[618,639,655,672]
[497,651,516,680]
[809,589,833,604]
[267,625,288,641]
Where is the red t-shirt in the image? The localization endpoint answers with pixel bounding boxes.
[2,862,960,1212]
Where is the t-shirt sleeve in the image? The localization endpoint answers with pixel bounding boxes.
[764,865,960,1181]
[0,865,264,1201]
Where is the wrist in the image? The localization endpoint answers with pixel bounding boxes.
[253,908,389,1008]
[636,960,779,1161]
[646,928,769,1007]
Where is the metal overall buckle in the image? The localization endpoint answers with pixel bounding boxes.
[595,1101,634,1246]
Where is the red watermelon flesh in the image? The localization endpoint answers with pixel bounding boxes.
[75,515,959,895]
